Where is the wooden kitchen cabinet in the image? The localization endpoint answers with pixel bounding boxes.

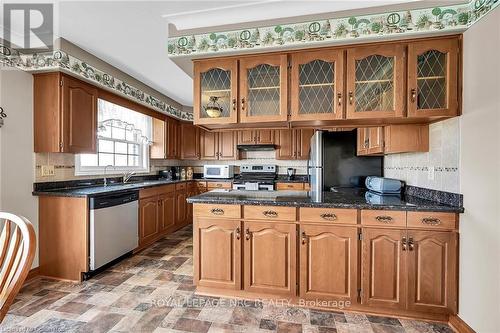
[291,49,344,121]
[151,118,166,159]
[139,196,160,247]
[275,129,314,160]
[238,130,275,145]
[361,228,407,309]
[167,118,179,159]
[34,72,98,153]
[407,230,457,314]
[357,125,429,156]
[194,58,238,125]
[239,55,288,123]
[180,123,200,159]
[158,190,176,232]
[194,218,242,290]
[346,44,405,119]
[300,225,358,303]
[243,221,296,296]
[200,130,238,160]
[407,38,459,118]
[176,183,187,227]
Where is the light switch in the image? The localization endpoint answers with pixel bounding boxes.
[41,165,55,177]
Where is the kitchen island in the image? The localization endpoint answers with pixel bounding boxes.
[187,189,463,322]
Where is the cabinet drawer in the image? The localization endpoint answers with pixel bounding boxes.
[193,204,241,219]
[196,181,207,189]
[207,181,232,189]
[139,184,175,198]
[361,210,406,227]
[407,212,457,230]
[176,182,187,191]
[276,182,304,190]
[299,207,357,225]
[244,205,296,221]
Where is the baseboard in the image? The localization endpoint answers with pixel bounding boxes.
[449,315,476,333]
[25,267,40,282]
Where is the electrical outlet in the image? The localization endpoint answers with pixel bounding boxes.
[427,166,435,180]
[41,165,55,177]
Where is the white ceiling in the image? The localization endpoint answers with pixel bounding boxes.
[55,1,462,107]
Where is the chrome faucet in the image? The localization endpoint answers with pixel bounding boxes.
[103,165,114,187]
[123,171,136,183]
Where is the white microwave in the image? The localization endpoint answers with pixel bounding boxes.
[203,165,234,179]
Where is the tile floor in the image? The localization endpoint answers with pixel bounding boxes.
[1,225,455,333]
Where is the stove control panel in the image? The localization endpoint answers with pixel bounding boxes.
[240,165,276,173]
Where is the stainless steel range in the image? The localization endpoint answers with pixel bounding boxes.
[232,165,277,191]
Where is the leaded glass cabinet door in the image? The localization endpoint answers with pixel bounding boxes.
[239,55,288,123]
[346,45,405,119]
[193,59,238,125]
[408,38,459,118]
[291,49,344,121]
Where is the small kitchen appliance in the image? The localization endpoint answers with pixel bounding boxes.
[203,164,234,179]
[159,167,176,180]
[365,176,403,194]
[232,164,277,191]
[286,168,295,180]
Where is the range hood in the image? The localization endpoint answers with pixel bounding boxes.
[237,144,276,151]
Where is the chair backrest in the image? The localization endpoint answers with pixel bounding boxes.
[0,212,36,323]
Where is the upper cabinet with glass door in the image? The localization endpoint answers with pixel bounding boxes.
[407,38,459,118]
[193,59,238,125]
[239,55,288,123]
[346,44,405,119]
[290,50,344,121]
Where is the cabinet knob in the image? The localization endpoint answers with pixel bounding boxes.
[232,98,236,112]
[337,92,342,108]
[235,227,241,240]
[402,237,407,251]
[245,228,251,240]
[410,88,417,103]
[210,208,224,215]
[263,210,278,218]
[241,98,245,111]
[408,237,414,251]
[375,215,394,223]
[421,217,441,226]
[320,213,337,221]
[301,231,307,245]
[348,92,354,105]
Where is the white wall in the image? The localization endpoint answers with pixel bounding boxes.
[0,68,39,267]
[384,118,460,193]
[459,9,500,333]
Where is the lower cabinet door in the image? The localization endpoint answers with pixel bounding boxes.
[176,190,187,226]
[139,196,159,246]
[300,225,358,303]
[361,228,407,309]
[243,221,296,296]
[194,218,242,290]
[159,191,175,233]
[407,231,457,314]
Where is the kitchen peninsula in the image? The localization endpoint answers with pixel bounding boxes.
[188,189,463,322]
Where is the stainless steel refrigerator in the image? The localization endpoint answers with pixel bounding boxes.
[308,130,383,201]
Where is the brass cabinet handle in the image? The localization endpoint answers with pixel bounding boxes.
[408,237,414,251]
[348,91,354,105]
[241,97,245,111]
[402,237,407,251]
[320,213,337,221]
[421,217,441,226]
[410,88,416,103]
[375,215,394,223]
[211,208,224,215]
[263,210,278,218]
[245,228,251,240]
[337,92,342,108]
[235,227,241,240]
[301,231,307,245]
[232,98,236,112]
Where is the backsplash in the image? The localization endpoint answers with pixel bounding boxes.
[35,150,307,182]
[384,117,460,193]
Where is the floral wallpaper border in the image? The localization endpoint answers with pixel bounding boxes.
[0,48,192,121]
[168,0,499,57]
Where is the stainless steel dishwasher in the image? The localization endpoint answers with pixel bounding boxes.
[88,191,139,276]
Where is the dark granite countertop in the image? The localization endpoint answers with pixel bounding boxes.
[186,188,464,213]
[33,179,199,198]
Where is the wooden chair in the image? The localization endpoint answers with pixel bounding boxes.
[0,213,36,323]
